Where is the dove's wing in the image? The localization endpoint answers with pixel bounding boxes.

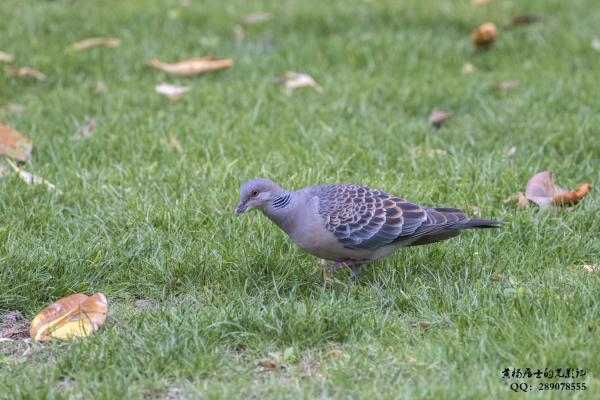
[313,185,470,250]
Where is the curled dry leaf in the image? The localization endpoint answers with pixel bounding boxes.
[244,12,272,25]
[154,83,191,100]
[462,62,476,74]
[275,72,323,94]
[525,171,591,208]
[257,359,278,369]
[493,80,518,90]
[4,66,47,81]
[583,265,597,273]
[6,159,58,192]
[71,118,96,140]
[30,293,108,341]
[410,320,431,332]
[0,50,14,63]
[65,37,120,52]
[428,110,451,128]
[472,22,497,49]
[147,57,233,77]
[0,124,33,162]
[508,15,541,28]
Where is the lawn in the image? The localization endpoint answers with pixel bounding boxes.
[1,0,599,398]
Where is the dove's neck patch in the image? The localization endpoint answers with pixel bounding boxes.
[272,193,291,209]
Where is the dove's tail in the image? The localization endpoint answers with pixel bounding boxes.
[453,219,504,230]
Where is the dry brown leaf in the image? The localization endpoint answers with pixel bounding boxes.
[233,24,244,43]
[493,80,518,90]
[428,110,451,128]
[508,15,541,28]
[244,12,272,24]
[468,205,481,217]
[95,82,108,94]
[257,359,278,369]
[0,51,14,63]
[6,158,58,192]
[0,124,33,162]
[155,83,191,100]
[275,72,323,94]
[65,37,120,52]
[505,146,517,156]
[71,118,96,140]
[4,66,47,81]
[583,265,597,273]
[491,273,503,282]
[324,349,344,358]
[410,320,431,332]
[147,57,233,77]
[462,62,476,74]
[405,355,418,366]
[525,171,591,208]
[169,132,183,153]
[472,22,497,49]
[30,293,108,341]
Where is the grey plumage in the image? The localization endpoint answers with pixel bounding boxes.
[235,178,502,280]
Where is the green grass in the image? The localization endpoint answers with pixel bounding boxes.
[1,0,599,398]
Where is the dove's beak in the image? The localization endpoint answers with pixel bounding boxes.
[234,202,247,215]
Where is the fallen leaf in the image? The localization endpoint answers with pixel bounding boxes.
[493,80,518,90]
[491,273,503,282]
[6,158,58,192]
[257,359,278,369]
[583,265,597,273]
[169,132,183,153]
[244,12,272,24]
[4,66,47,81]
[0,124,33,162]
[462,62,476,74]
[525,171,591,208]
[71,118,96,140]
[274,72,323,94]
[30,293,108,341]
[428,110,451,128]
[154,83,191,100]
[405,356,418,366]
[505,146,517,156]
[472,22,497,49]
[410,320,431,332]
[147,57,233,77]
[508,15,541,28]
[95,82,108,94]
[0,51,14,63]
[468,205,481,217]
[65,37,120,52]
[233,24,244,43]
[324,349,344,358]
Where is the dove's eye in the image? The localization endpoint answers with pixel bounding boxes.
[251,190,259,197]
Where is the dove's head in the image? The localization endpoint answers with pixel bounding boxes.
[235,178,284,215]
